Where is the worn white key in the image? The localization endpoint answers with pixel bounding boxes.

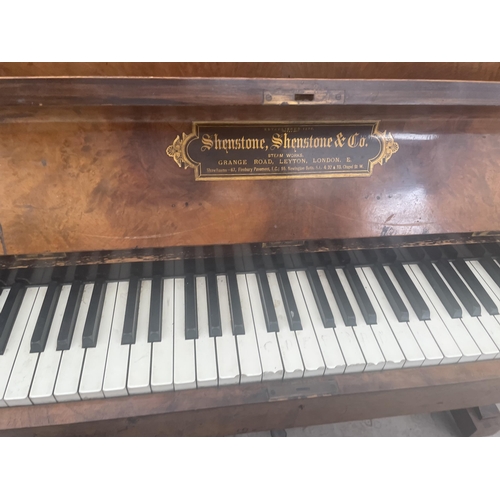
[103,281,130,397]
[287,271,325,377]
[151,278,174,392]
[384,266,443,366]
[466,261,500,349]
[4,287,47,406]
[0,288,10,313]
[451,261,500,352]
[173,278,196,390]
[408,264,475,362]
[127,280,152,395]
[0,288,38,407]
[215,275,240,386]
[195,277,218,387]
[246,273,283,381]
[268,272,304,379]
[317,270,365,373]
[79,283,118,399]
[296,271,345,374]
[30,285,71,404]
[235,273,262,383]
[336,268,385,371]
[362,267,424,368]
[431,263,496,360]
[54,284,94,402]
[357,268,406,369]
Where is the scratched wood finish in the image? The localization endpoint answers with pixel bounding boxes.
[2,62,500,81]
[1,78,500,107]
[2,360,500,436]
[1,99,500,255]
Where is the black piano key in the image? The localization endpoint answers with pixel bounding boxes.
[256,268,279,332]
[376,248,397,264]
[435,260,481,316]
[122,274,141,345]
[336,251,351,266]
[57,280,84,350]
[184,273,198,339]
[306,266,335,328]
[226,270,245,335]
[390,261,430,320]
[372,264,409,322]
[206,271,222,337]
[276,267,302,331]
[353,249,378,266]
[81,280,106,348]
[344,266,377,324]
[148,274,163,342]
[454,244,485,260]
[483,243,500,258]
[479,258,500,289]
[423,246,443,262]
[398,247,425,263]
[325,265,356,326]
[440,245,458,260]
[0,282,26,355]
[453,260,498,315]
[418,261,462,318]
[30,281,62,353]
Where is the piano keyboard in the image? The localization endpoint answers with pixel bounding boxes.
[2,251,500,407]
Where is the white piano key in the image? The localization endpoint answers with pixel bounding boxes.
[215,275,240,386]
[267,272,304,379]
[54,283,94,402]
[287,271,325,377]
[466,261,500,350]
[195,277,218,387]
[336,268,385,371]
[127,279,152,395]
[79,282,118,400]
[0,288,38,407]
[173,278,196,390]
[362,267,424,368]
[103,281,130,397]
[384,266,443,366]
[356,268,406,369]
[0,288,10,313]
[235,273,262,383]
[4,286,47,406]
[451,261,500,358]
[246,273,283,381]
[151,278,174,392]
[296,270,345,375]
[408,264,476,362]
[29,285,71,404]
[432,263,497,360]
[317,269,366,373]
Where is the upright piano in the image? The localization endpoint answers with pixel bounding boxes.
[1,63,500,436]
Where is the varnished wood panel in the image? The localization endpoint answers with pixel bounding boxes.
[1,62,500,82]
[1,78,500,107]
[1,104,500,255]
[2,360,500,436]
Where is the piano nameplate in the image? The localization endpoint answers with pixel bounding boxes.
[166,122,399,181]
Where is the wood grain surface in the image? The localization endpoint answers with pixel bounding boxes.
[2,360,500,436]
[1,101,500,256]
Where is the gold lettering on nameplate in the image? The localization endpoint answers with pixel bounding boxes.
[166,122,399,181]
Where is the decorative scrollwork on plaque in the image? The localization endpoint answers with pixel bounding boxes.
[166,122,399,181]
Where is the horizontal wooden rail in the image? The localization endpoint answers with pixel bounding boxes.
[1,360,500,435]
[1,78,500,107]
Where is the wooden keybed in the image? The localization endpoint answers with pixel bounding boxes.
[1,63,500,435]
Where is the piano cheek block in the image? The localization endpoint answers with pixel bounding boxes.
[2,66,500,436]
